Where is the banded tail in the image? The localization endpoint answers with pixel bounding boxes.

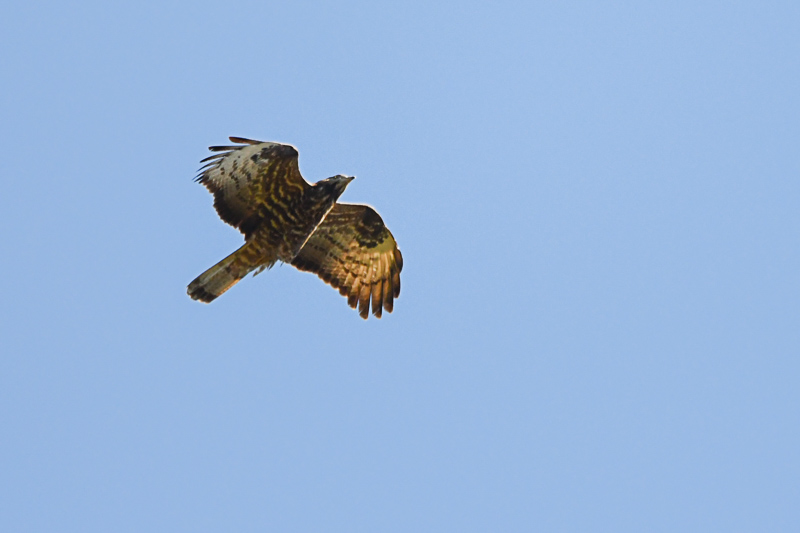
[187,242,271,303]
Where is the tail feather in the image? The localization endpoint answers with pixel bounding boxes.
[187,243,269,303]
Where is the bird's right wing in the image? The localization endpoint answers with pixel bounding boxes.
[195,137,309,237]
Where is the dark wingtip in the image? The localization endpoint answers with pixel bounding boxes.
[371,281,384,318]
[207,145,239,152]
[229,136,263,145]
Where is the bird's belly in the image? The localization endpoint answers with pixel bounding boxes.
[247,224,316,264]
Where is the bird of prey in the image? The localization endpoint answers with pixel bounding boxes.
[187,137,403,319]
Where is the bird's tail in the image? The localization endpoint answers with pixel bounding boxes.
[187,242,271,303]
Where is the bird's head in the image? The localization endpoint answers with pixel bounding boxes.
[316,174,355,201]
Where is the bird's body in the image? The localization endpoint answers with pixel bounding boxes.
[187,137,402,319]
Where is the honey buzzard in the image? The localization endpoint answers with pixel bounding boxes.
[187,137,403,319]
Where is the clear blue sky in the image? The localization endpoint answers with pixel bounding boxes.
[2,1,798,531]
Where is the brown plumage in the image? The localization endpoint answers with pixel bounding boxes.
[187,137,403,319]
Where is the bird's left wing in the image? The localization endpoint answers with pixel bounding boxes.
[292,203,403,319]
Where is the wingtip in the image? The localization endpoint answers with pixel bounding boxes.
[229,136,263,145]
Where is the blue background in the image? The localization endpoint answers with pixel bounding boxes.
[2,1,798,531]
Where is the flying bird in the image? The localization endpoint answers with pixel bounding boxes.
[187,137,403,319]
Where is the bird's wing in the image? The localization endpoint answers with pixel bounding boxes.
[195,137,309,237]
[292,203,403,319]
